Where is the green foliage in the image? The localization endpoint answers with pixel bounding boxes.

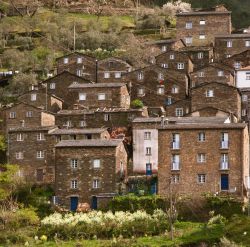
[0,135,6,151]
[131,99,144,109]
[108,194,166,214]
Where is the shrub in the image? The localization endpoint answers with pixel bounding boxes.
[131,99,144,109]
[39,210,169,240]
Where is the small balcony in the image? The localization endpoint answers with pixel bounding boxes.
[171,162,180,171]
[221,141,229,149]
[220,162,229,170]
[172,142,180,150]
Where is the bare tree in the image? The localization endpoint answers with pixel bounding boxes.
[9,0,42,17]
[86,0,113,21]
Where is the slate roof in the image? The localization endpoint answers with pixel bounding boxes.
[50,128,107,135]
[55,139,122,147]
[68,82,126,89]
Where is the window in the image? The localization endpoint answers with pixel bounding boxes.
[93,159,100,168]
[37,133,45,141]
[161,45,167,52]
[197,153,206,163]
[169,54,175,60]
[221,154,229,170]
[77,57,82,64]
[185,22,192,29]
[137,88,145,96]
[198,71,205,77]
[218,70,224,77]
[115,72,121,78]
[198,174,206,183]
[177,63,184,70]
[175,108,183,117]
[234,62,241,69]
[199,34,206,40]
[98,93,106,100]
[206,89,214,97]
[65,120,72,127]
[138,72,144,80]
[197,52,204,59]
[242,109,247,116]
[171,174,180,184]
[185,37,192,44]
[221,132,229,149]
[144,132,151,140]
[31,93,37,101]
[246,40,250,47]
[172,133,180,149]
[172,86,179,94]
[9,112,16,119]
[93,179,100,189]
[157,86,164,95]
[226,54,231,58]
[172,154,180,170]
[76,69,82,77]
[37,151,45,159]
[104,114,110,121]
[71,159,78,169]
[166,97,172,105]
[71,180,78,189]
[16,152,23,160]
[161,63,168,68]
[50,83,55,89]
[79,120,87,127]
[198,132,206,142]
[158,73,164,80]
[200,20,206,25]
[17,133,24,141]
[246,72,250,80]
[104,72,110,78]
[227,40,232,48]
[242,95,248,102]
[63,58,69,64]
[26,111,33,118]
[79,93,86,101]
[36,169,43,182]
[146,147,152,156]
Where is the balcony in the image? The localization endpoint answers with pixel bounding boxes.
[221,141,229,149]
[171,162,180,171]
[172,142,180,150]
[220,162,229,170]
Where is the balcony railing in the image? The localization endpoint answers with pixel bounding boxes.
[221,141,229,149]
[171,162,180,171]
[220,162,229,170]
[172,142,180,150]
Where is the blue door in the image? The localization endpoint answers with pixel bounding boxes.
[146,163,152,175]
[70,197,78,211]
[92,196,97,210]
[221,174,229,191]
[150,180,157,194]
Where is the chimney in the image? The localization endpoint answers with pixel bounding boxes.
[160,115,165,127]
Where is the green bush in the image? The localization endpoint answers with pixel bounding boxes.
[131,99,144,109]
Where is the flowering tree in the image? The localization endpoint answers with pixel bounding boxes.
[163,0,191,17]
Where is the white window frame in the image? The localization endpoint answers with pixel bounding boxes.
[185,22,192,29]
[177,63,184,70]
[144,132,151,140]
[76,69,82,77]
[171,174,180,184]
[169,54,175,60]
[246,40,250,47]
[198,174,206,183]
[138,72,144,80]
[71,180,78,189]
[80,120,87,127]
[157,86,165,95]
[172,154,180,170]
[242,95,248,102]
[115,72,122,78]
[36,151,45,159]
[227,40,232,48]
[161,45,167,52]
[185,37,192,45]
[31,93,37,101]
[77,57,83,64]
[26,111,33,118]
[79,93,86,101]
[199,34,206,40]
[158,73,164,80]
[172,86,179,94]
[93,159,101,169]
[17,133,24,141]
[104,72,110,79]
[200,20,206,25]
[50,83,55,89]
[234,62,241,69]
[63,58,69,64]
[198,71,205,77]
[198,132,206,142]
[9,112,16,119]
[197,52,204,59]
[146,147,152,156]
[166,97,172,105]
[16,152,24,160]
[161,63,168,68]
[37,132,45,141]
[137,88,145,96]
[71,159,78,169]
[218,70,224,77]
[197,153,206,163]
[93,179,100,189]
[242,109,247,116]
[206,89,214,97]
[246,72,250,80]
[221,154,229,170]
[98,93,106,101]
[104,114,110,121]
[175,108,183,117]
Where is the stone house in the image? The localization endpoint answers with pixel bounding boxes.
[68,83,130,109]
[123,65,189,108]
[191,82,241,119]
[190,63,235,88]
[236,65,250,88]
[178,46,213,70]
[214,34,250,61]
[240,88,250,122]
[54,139,128,210]
[158,117,249,199]
[40,71,92,109]
[97,57,132,84]
[1,102,55,136]
[18,90,63,113]
[155,50,194,74]
[176,5,231,46]
[222,49,250,70]
[8,126,57,184]
[56,52,97,81]
[165,98,191,117]
[55,107,148,129]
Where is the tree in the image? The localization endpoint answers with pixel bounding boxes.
[163,0,191,17]
[86,0,113,21]
[9,0,42,17]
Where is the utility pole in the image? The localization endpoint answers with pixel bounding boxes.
[73,21,76,52]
